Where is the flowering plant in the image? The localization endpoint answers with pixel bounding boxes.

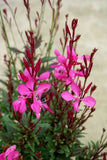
[0,0,107,159]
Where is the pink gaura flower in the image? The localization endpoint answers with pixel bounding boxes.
[13,82,53,119]
[5,145,16,156]
[19,67,50,87]
[51,46,85,85]
[61,82,96,112]
[31,83,53,119]
[0,145,19,160]
[12,95,27,113]
[0,153,5,160]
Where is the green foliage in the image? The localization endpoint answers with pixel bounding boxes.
[0,0,107,159]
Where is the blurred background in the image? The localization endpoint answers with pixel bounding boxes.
[0,0,107,144]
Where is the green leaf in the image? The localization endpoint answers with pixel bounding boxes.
[8,47,25,54]
[27,141,35,152]
[0,80,7,86]
[33,134,40,145]
[41,56,56,63]
[2,114,20,133]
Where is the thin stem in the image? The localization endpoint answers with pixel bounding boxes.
[0,11,18,82]
[46,0,61,60]
[3,1,25,45]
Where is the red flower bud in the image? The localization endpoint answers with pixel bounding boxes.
[71,19,78,30]
[35,58,41,73]
[23,58,29,71]
[85,82,92,94]
[20,72,28,82]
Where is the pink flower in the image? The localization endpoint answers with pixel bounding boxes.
[5,145,16,156]
[0,145,19,160]
[31,83,53,119]
[19,67,50,86]
[13,82,53,119]
[51,46,84,85]
[0,153,5,160]
[61,82,96,112]
[12,95,27,113]
[31,97,42,119]
[6,151,19,160]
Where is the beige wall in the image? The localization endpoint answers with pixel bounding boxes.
[0,0,107,144]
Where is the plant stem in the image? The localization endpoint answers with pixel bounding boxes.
[0,11,18,82]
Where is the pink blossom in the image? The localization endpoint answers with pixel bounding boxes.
[19,67,50,85]
[81,96,96,107]
[31,97,42,119]
[31,95,53,119]
[61,91,75,101]
[0,145,19,160]
[12,96,27,113]
[67,46,77,62]
[13,82,53,119]
[0,153,5,160]
[61,82,96,112]
[31,83,53,119]
[54,66,67,80]
[7,151,19,160]
[36,83,51,99]
[5,145,16,156]
[51,46,84,85]
[78,55,90,61]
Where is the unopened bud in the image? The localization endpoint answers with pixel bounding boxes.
[91,107,96,112]
[74,34,81,42]
[103,128,106,132]
[72,19,78,30]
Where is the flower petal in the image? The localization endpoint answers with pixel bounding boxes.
[18,84,31,95]
[39,72,50,80]
[12,100,20,111]
[26,79,34,91]
[69,69,76,79]
[36,83,51,98]
[8,151,19,160]
[31,100,41,119]
[5,145,16,156]
[19,99,27,113]
[71,82,81,97]
[24,67,32,79]
[0,153,5,159]
[78,55,90,61]
[57,55,66,64]
[50,64,60,68]
[61,91,75,101]
[42,103,54,113]
[72,100,79,112]
[54,49,60,56]
[67,46,77,62]
[82,96,96,107]
[54,66,67,79]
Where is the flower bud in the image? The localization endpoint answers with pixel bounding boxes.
[71,19,78,30]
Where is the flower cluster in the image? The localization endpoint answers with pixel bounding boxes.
[1,0,107,159]
[12,46,53,119]
[0,145,20,160]
[51,45,96,112]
